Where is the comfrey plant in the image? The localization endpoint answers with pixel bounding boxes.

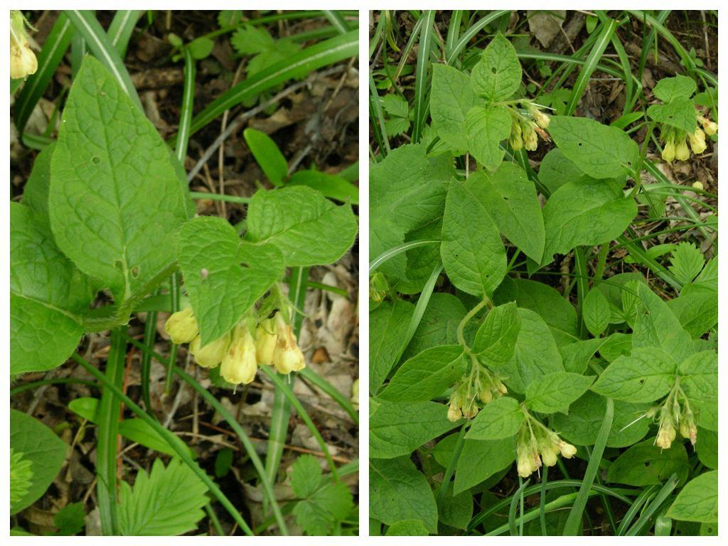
[370,14,717,537]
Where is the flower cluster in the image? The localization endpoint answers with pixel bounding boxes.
[660,114,718,163]
[165,307,306,386]
[516,419,577,479]
[10,11,37,80]
[652,389,698,449]
[508,103,550,152]
[446,366,508,422]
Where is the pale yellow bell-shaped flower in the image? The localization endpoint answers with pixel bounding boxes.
[272,313,305,374]
[689,128,707,154]
[661,140,676,163]
[221,324,258,385]
[255,318,277,366]
[558,440,577,458]
[190,333,230,369]
[10,11,37,80]
[165,306,199,344]
[675,139,691,161]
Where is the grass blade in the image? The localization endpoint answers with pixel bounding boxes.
[323,10,350,33]
[563,398,614,535]
[107,10,142,58]
[412,10,435,143]
[369,240,439,272]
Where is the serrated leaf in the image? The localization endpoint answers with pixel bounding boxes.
[49,56,189,304]
[380,345,466,402]
[293,481,354,536]
[473,162,545,262]
[669,242,704,285]
[548,116,639,179]
[647,97,697,133]
[583,288,610,338]
[453,437,516,494]
[541,178,637,265]
[10,409,68,515]
[678,351,717,431]
[53,502,86,536]
[177,216,285,344]
[370,400,460,459]
[441,178,507,297]
[591,347,676,402]
[473,302,521,367]
[465,105,511,170]
[471,33,522,102]
[653,75,697,102]
[385,116,411,137]
[607,439,689,486]
[551,391,651,448]
[501,308,564,393]
[667,471,718,523]
[246,186,357,267]
[243,128,288,186]
[10,449,33,510]
[118,458,209,536]
[370,457,438,533]
[370,299,415,393]
[231,25,301,77]
[431,63,479,150]
[467,396,524,440]
[382,94,410,118]
[525,372,594,414]
[291,454,322,498]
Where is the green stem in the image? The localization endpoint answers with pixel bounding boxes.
[457,298,490,352]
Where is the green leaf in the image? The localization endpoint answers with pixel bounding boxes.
[10,409,68,515]
[370,299,415,393]
[633,283,695,365]
[471,32,522,102]
[551,391,651,448]
[668,291,717,338]
[49,56,188,304]
[293,482,354,536]
[441,178,507,297]
[647,97,697,133]
[525,372,595,414]
[10,203,88,374]
[244,128,288,187]
[591,347,676,403]
[669,242,704,285]
[385,117,411,137]
[217,10,242,27]
[472,162,545,262]
[560,337,608,374]
[10,449,33,511]
[472,302,521,367]
[380,345,466,402]
[541,178,637,265]
[430,63,479,150]
[246,186,357,267]
[667,471,718,523]
[288,170,359,205]
[22,142,55,224]
[466,396,524,440]
[652,75,697,102]
[548,116,639,179]
[370,456,438,533]
[382,94,410,118]
[453,437,516,494]
[230,25,301,77]
[370,400,460,459]
[606,439,689,486]
[290,454,322,498]
[177,216,285,345]
[696,428,718,469]
[501,308,564,393]
[385,520,430,536]
[118,458,209,536]
[465,105,512,170]
[187,37,214,60]
[583,288,610,338]
[53,502,86,536]
[538,148,585,195]
[436,488,473,530]
[402,293,466,360]
[678,351,718,431]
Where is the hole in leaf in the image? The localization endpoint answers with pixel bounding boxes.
[92,156,100,164]
[131,266,139,278]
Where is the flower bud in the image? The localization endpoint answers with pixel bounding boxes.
[517,449,534,478]
[464,404,479,420]
[558,441,577,459]
[541,444,558,467]
[661,141,676,163]
[10,11,37,80]
[447,405,462,422]
[220,325,258,385]
[533,109,550,129]
[689,129,707,154]
[496,380,508,395]
[692,181,704,191]
[478,387,493,404]
[655,422,676,449]
[255,318,277,366]
[190,333,230,369]
[164,306,199,344]
[675,139,690,161]
[524,125,539,151]
[272,313,305,374]
[698,115,718,136]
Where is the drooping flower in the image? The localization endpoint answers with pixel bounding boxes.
[698,115,718,136]
[165,306,199,344]
[557,440,577,458]
[533,109,550,129]
[190,333,230,369]
[255,317,277,366]
[220,324,258,385]
[688,128,707,154]
[272,313,305,374]
[10,11,37,80]
[675,139,691,162]
[661,140,676,163]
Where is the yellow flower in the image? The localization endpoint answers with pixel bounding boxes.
[523,125,539,151]
[190,333,230,369]
[661,141,676,163]
[698,115,718,136]
[272,313,305,374]
[517,449,534,478]
[558,441,577,459]
[10,11,37,80]
[533,109,550,129]
[220,324,257,385]
[164,307,199,344]
[655,422,676,449]
[255,318,277,366]
[689,128,707,154]
[447,405,462,422]
[675,139,690,161]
